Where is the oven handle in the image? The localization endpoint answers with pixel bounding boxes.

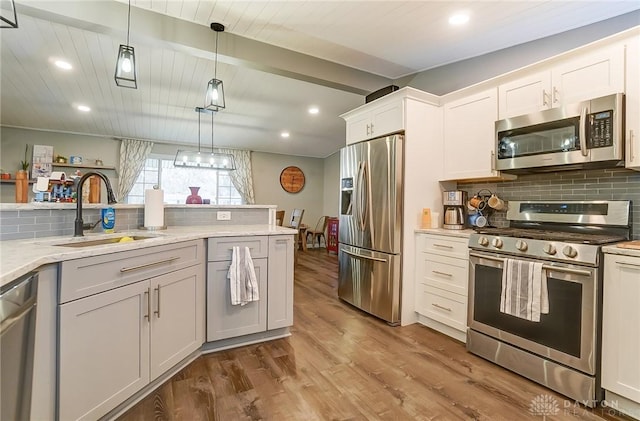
[469,252,593,276]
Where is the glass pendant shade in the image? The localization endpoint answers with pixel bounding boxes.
[0,0,18,28]
[115,44,137,88]
[205,78,225,111]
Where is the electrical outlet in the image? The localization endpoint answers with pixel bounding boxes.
[216,211,231,221]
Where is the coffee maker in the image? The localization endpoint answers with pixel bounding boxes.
[443,191,467,230]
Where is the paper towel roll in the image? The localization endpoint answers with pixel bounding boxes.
[144,188,165,228]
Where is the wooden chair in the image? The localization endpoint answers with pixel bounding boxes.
[288,209,305,229]
[275,210,285,226]
[306,216,329,248]
[287,209,306,251]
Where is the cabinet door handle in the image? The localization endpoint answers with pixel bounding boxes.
[542,89,549,107]
[370,123,374,134]
[616,261,640,269]
[630,130,635,163]
[154,285,161,318]
[433,243,453,249]
[432,303,452,312]
[144,288,150,321]
[432,270,453,277]
[490,150,496,172]
[366,124,370,136]
[120,256,179,273]
[552,86,559,104]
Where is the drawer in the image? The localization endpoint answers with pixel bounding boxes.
[417,234,468,259]
[419,285,467,332]
[419,255,469,296]
[60,240,203,303]
[207,236,269,262]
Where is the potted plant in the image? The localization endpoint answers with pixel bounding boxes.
[19,144,30,172]
[15,145,30,202]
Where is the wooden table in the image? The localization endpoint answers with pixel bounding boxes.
[298,226,307,251]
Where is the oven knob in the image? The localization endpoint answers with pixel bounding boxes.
[543,244,557,255]
[478,236,489,246]
[491,238,503,248]
[563,245,578,258]
[515,240,528,251]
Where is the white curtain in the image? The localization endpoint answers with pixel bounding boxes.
[216,148,255,204]
[116,138,154,202]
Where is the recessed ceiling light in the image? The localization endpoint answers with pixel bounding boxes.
[308,107,319,115]
[449,12,470,26]
[77,105,91,112]
[54,60,73,70]
[281,132,290,138]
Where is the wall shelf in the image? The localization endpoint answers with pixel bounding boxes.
[53,163,116,171]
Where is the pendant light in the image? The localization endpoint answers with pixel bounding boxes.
[0,0,18,28]
[174,107,234,170]
[204,22,225,111]
[114,0,137,88]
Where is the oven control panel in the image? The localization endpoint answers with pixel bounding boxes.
[470,234,598,265]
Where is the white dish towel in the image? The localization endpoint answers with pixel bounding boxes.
[228,246,260,306]
[500,258,549,322]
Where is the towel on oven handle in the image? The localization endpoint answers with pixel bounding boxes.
[500,258,549,322]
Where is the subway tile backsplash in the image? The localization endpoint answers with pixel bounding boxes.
[458,167,640,240]
[0,207,270,241]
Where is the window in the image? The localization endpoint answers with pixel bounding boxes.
[127,157,243,205]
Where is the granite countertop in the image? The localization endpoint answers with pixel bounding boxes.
[0,225,297,288]
[602,242,640,258]
[414,227,475,238]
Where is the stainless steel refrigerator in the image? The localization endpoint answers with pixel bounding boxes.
[338,134,403,325]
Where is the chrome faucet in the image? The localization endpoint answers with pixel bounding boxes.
[74,172,117,237]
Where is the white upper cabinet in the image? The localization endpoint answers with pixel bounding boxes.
[625,35,640,170]
[442,88,502,181]
[343,97,404,144]
[498,44,625,119]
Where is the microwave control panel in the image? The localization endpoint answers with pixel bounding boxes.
[588,110,613,149]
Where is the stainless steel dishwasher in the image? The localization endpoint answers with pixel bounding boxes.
[1,272,38,421]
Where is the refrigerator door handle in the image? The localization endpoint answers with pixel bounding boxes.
[356,161,367,231]
[342,249,387,263]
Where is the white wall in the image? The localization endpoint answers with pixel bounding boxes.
[0,127,120,203]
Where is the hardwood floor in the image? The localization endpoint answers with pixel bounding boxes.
[118,249,632,421]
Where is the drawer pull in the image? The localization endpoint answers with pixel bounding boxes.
[433,244,453,249]
[154,285,161,318]
[432,270,453,277]
[616,261,640,269]
[144,288,150,321]
[432,303,452,312]
[120,256,179,273]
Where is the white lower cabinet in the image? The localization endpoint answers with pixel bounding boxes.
[602,253,640,418]
[58,241,205,421]
[415,233,469,342]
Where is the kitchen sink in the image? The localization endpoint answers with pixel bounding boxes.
[51,235,158,248]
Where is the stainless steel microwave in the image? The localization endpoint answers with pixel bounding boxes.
[495,93,624,173]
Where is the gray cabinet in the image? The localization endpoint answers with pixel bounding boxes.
[206,234,294,342]
[207,259,267,341]
[57,240,205,421]
[268,236,294,329]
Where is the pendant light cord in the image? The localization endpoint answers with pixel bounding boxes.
[197,109,202,152]
[126,0,131,46]
[214,30,219,80]
[211,112,215,151]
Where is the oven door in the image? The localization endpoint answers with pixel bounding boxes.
[468,250,599,375]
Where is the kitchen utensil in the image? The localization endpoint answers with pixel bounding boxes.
[488,194,506,210]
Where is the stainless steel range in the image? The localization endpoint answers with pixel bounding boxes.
[467,200,632,407]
